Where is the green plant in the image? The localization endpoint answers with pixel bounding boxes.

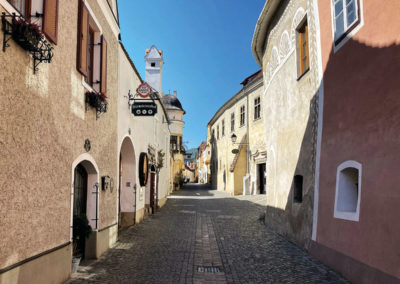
[73,215,93,256]
[157,150,165,170]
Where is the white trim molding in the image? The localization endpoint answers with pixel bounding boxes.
[334,160,362,222]
[330,0,364,53]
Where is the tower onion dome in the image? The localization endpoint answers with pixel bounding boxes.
[161,95,186,114]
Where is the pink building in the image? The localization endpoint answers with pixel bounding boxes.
[311,1,400,283]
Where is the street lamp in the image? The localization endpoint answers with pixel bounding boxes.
[231,133,237,143]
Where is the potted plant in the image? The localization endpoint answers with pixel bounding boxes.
[11,18,43,52]
[85,91,107,109]
[72,215,92,273]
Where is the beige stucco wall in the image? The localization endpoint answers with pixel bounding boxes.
[260,0,320,249]
[208,79,264,195]
[0,0,119,274]
[118,45,170,222]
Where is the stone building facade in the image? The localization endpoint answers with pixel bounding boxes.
[207,71,264,196]
[252,0,322,249]
[0,0,120,282]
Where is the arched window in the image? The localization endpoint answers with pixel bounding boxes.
[334,161,362,221]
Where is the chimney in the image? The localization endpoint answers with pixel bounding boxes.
[173,90,177,97]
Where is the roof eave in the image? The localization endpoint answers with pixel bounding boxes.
[251,0,281,67]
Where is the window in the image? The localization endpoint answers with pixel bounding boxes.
[77,0,107,94]
[212,129,215,139]
[7,0,26,16]
[222,119,225,137]
[151,62,156,67]
[293,175,303,203]
[334,161,362,221]
[254,97,261,120]
[7,0,59,43]
[296,19,309,77]
[333,0,360,44]
[231,113,235,132]
[170,136,177,151]
[217,125,219,140]
[240,105,245,127]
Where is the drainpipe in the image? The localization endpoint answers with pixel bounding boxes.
[245,85,249,175]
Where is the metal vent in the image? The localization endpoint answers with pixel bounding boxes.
[197,266,221,273]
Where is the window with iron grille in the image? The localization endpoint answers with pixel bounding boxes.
[240,105,245,127]
[254,97,261,120]
[231,113,235,132]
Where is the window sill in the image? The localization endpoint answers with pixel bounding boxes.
[297,67,310,81]
[334,210,359,222]
[253,117,262,122]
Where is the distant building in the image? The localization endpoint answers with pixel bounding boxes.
[145,45,186,191]
[207,70,264,194]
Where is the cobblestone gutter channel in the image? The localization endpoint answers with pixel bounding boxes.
[68,184,347,284]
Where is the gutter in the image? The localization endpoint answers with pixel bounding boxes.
[251,0,281,67]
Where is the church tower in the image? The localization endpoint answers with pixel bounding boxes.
[145,45,163,93]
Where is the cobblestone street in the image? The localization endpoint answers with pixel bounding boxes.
[68,184,347,284]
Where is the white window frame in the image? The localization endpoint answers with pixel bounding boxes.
[240,105,245,127]
[334,160,362,221]
[331,0,364,52]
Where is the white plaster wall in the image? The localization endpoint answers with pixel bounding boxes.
[118,45,170,215]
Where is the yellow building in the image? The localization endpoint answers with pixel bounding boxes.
[207,71,264,195]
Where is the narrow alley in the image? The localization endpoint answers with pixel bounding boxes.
[69,184,346,284]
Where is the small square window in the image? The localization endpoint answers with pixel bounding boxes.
[334,160,362,221]
[151,62,156,67]
[293,175,303,203]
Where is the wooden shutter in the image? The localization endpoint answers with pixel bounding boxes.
[43,0,59,44]
[77,0,89,76]
[24,0,32,21]
[100,35,108,95]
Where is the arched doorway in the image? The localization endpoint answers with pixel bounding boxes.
[119,137,136,228]
[71,157,99,259]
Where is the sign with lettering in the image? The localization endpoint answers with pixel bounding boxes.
[136,82,152,98]
[132,102,157,116]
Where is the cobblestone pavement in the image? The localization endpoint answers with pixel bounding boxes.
[68,184,348,284]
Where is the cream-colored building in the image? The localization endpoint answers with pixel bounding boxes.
[144,45,186,192]
[252,0,321,249]
[0,0,120,282]
[207,71,264,196]
[118,43,171,227]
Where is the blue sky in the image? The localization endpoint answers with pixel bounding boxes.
[119,1,265,149]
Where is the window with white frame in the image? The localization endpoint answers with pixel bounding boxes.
[334,160,362,221]
[254,97,261,120]
[231,113,235,132]
[240,105,245,127]
[332,0,360,44]
[217,125,219,140]
[222,119,225,137]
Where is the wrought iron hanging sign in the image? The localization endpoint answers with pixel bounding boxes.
[132,102,158,116]
[136,82,152,98]
[125,82,160,117]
